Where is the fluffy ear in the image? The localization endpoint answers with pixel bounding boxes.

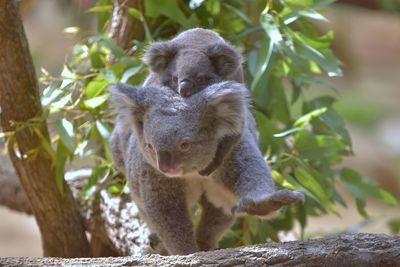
[108,84,147,128]
[203,81,248,139]
[142,41,177,73]
[207,43,243,78]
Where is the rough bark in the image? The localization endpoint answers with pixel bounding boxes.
[0,1,90,257]
[1,233,399,266]
[69,173,151,256]
[108,0,145,62]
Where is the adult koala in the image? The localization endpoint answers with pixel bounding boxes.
[142,28,244,97]
[109,81,304,255]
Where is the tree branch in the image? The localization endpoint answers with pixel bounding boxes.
[1,233,399,266]
[0,171,32,215]
[0,161,151,256]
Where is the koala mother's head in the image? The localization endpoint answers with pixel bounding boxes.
[109,81,248,177]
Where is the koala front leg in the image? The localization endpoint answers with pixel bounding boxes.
[140,176,198,255]
[225,139,304,217]
[195,195,235,251]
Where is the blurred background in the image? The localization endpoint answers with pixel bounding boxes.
[1,0,400,256]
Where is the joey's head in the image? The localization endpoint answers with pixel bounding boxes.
[143,39,243,97]
[109,81,248,177]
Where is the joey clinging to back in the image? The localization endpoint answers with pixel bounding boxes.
[142,28,243,97]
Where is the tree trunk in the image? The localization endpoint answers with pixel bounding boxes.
[1,233,399,266]
[0,1,90,257]
[108,0,145,62]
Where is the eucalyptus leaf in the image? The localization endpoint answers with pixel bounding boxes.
[83,94,109,109]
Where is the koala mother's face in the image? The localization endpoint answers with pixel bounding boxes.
[109,82,247,178]
[141,106,220,177]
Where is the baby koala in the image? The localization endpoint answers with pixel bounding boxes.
[109,81,305,255]
[142,28,243,97]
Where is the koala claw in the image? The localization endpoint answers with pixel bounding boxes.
[231,189,305,216]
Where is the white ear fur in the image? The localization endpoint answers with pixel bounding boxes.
[108,84,145,129]
[142,41,177,73]
[207,43,243,78]
[204,81,248,139]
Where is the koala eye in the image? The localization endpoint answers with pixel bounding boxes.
[196,75,209,84]
[172,76,178,83]
[178,140,191,152]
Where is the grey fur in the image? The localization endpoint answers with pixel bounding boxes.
[142,28,244,174]
[142,28,244,97]
[109,81,304,255]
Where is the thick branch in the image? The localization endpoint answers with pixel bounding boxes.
[1,233,399,266]
[0,1,90,257]
[0,164,151,256]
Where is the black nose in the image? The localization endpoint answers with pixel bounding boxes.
[158,151,173,173]
[179,80,193,97]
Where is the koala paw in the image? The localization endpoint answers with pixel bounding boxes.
[231,189,305,216]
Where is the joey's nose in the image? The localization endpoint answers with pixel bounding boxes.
[158,151,174,173]
[179,80,193,97]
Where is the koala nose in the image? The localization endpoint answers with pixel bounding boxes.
[158,151,175,173]
[179,80,193,97]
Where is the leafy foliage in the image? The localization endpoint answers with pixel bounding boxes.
[36,0,396,248]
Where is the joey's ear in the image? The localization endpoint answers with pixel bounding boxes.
[203,81,248,139]
[142,41,178,73]
[207,43,243,79]
[108,84,147,127]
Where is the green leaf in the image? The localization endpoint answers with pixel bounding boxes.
[254,111,284,155]
[356,198,368,219]
[291,31,342,77]
[205,0,221,15]
[319,108,352,146]
[127,8,142,20]
[55,143,68,194]
[87,5,113,13]
[85,77,109,98]
[54,119,75,154]
[83,94,109,109]
[270,78,291,124]
[121,65,143,83]
[223,3,252,25]
[60,65,76,89]
[294,107,327,127]
[298,10,327,21]
[49,94,71,114]
[274,127,302,138]
[341,168,398,205]
[295,167,325,200]
[272,170,296,190]
[96,120,111,139]
[108,184,125,195]
[41,81,63,106]
[294,130,322,160]
[251,37,275,91]
[260,12,282,44]
[145,0,189,27]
